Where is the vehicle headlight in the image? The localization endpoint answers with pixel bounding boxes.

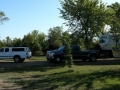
[49,53,54,56]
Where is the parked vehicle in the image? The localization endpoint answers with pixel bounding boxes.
[0,47,32,63]
[99,32,116,50]
[46,45,100,63]
[99,32,120,57]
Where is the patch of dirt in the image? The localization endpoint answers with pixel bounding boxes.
[0,78,23,90]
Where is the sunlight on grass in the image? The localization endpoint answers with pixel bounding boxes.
[0,64,120,90]
[28,56,46,61]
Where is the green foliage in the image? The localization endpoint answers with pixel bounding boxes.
[48,26,63,49]
[12,38,22,47]
[34,51,43,56]
[21,30,46,55]
[2,36,13,47]
[106,2,120,49]
[0,11,9,24]
[62,33,73,71]
[107,2,120,33]
[59,0,109,49]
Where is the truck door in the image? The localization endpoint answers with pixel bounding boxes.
[71,46,81,59]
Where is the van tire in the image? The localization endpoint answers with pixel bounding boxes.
[14,56,21,63]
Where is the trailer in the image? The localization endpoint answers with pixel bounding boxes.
[99,32,120,57]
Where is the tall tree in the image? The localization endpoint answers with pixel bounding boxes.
[3,36,12,47]
[0,11,9,24]
[22,33,35,54]
[62,32,73,71]
[48,26,63,49]
[12,38,22,47]
[107,2,120,33]
[22,30,47,55]
[30,30,46,55]
[107,2,120,48]
[59,0,108,48]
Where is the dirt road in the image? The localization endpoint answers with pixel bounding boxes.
[0,58,120,68]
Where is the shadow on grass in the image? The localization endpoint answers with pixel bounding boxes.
[73,59,120,65]
[8,67,120,90]
[0,62,65,73]
[1,59,120,89]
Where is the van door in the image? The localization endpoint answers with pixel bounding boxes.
[0,48,10,59]
[0,48,5,59]
[3,48,10,59]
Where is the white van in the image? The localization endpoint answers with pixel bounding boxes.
[0,47,32,63]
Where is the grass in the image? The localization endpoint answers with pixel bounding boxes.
[29,56,46,61]
[0,56,120,90]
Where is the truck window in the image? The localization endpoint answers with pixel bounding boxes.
[58,46,64,50]
[5,48,9,52]
[73,46,79,51]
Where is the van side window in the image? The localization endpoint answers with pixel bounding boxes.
[5,48,9,52]
[12,48,24,51]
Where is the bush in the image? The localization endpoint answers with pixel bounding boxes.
[35,51,43,56]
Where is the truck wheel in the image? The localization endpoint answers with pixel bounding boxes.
[55,56,61,63]
[89,54,97,62]
[14,56,21,63]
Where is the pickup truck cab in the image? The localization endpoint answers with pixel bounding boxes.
[0,47,32,63]
[46,45,100,63]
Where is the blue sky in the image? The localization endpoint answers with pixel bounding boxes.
[0,0,120,40]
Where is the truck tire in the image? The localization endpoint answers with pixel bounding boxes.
[55,56,61,63]
[89,54,97,62]
[14,56,21,63]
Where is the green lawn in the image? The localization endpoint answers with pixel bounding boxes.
[29,56,46,60]
[0,56,120,90]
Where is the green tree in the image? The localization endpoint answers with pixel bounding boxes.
[0,40,5,47]
[22,30,47,56]
[3,36,13,47]
[48,26,63,49]
[62,32,73,71]
[38,34,48,55]
[31,30,46,55]
[107,2,120,48]
[0,11,9,24]
[22,33,36,55]
[59,0,108,48]
[12,38,22,47]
